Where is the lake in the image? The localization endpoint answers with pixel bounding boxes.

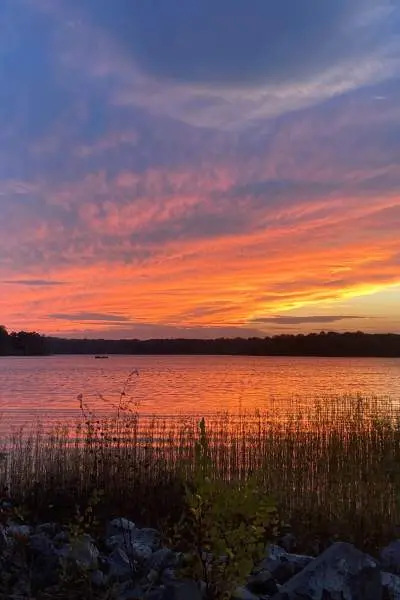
[1,354,400,434]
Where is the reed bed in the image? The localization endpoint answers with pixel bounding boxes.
[1,394,400,552]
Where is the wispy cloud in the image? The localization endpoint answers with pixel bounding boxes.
[251,315,367,325]
[3,279,66,286]
[49,312,132,323]
[0,0,399,337]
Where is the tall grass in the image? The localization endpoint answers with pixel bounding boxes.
[1,393,400,553]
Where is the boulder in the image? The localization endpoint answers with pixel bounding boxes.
[259,545,313,584]
[247,569,279,596]
[381,540,400,574]
[147,548,179,572]
[233,586,261,600]
[35,522,59,537]
[272,542,381,600]
[28,533,61,589]
[108,546,135,582]
[91,568,108,587]
[129,542,153,563]
[116,580,148,600]
[131,527,161,550]
[382,571,400,599]
[0,524,8,550]
[108,517,137,538]
[163,581,202,600]
[7,523,31,539]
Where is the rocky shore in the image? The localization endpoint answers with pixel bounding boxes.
[1,511,400,599]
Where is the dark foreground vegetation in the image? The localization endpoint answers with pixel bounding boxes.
[1,395,400,551]
[1,324,400,356]
[1,393,400,598]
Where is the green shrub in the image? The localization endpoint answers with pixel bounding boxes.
[168,418,276,600]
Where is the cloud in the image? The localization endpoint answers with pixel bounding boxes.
[49,322,264,340]
[251,315,367,325]
[0,0,399,338]
[79,0,393,87]
[49,312,132,322]
[2,279,66,286]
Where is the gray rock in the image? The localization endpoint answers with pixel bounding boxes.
[0,524,9,549]
[35,522,58,537]
[7,523,31,538]
[29,532,56,555]
[248,569,279,596]
[131,527,161,550]
[259,545,313,584]
[272,542,380,600]
[233,586,260,600]
[116,580,146,600]
[382,571,400,599]
[148,548,179,572]
[279,533,297,553]
[147,589,167,600]
[91,569,108,587]
[106,533,125,549]
[129,542,153,563]
[108,517,136,538]
[163,581,202,600]
[54,530,70,545]
[26,533,61,590]
[161,567,178,585]
[107,534,153,563]
[108,546,135,581]
[348,566,382,600]
[381,540,400,574]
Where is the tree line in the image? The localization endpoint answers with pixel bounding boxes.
[1,325,400,357]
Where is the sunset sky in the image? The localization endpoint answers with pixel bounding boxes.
[1,0,400,338]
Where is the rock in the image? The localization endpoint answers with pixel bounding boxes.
[7,523,31,539]
[108,517,136,538]
[381,540,400,574]
[28,533,61,589]
[147,590,167,600]
[0,524,8,549]
[35,522,58,537]
[259,545,313,584]
[272,542,381,600]
[247,569,279,596]
[106,534,125,549]
[232,586,260,600]
[161,567,178,585]
[131,527,161,550]
[116,580,146,600]
[54,530,70,544]
[128,542,153,563]
[148,548,179,572]
[108,547,135,581]
[107,534,153,563]
[278,533,297,553]
[382,571,400,599]
[163,581,202,600]
[348,566,382,600]
[91,568,108,587]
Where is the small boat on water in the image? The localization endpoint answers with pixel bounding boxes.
[94,355,109,359]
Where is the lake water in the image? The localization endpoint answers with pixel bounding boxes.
[1,355,400,434]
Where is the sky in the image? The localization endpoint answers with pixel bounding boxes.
[0,0,400,339]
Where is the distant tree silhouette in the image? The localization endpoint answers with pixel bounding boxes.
[12,331,48,355]
[44,330,400,358]
[0,326,399,357]
[0,325,10,355]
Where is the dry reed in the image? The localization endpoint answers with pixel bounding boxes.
[1,393,399,552]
